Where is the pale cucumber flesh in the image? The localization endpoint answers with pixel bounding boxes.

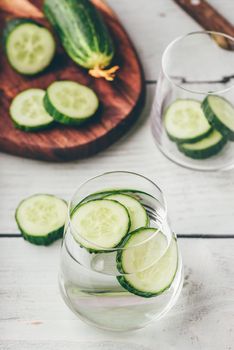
[117,228,178,297]
[105,194,148,232]
[71,199,130,251]
[6,23,55,74]
[164,99,211,143]
[46,81,99,120]
[16,194,67,237]
[10,89,53,129]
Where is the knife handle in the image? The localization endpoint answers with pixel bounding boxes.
[174,0,234,50]
[174,0,234,36]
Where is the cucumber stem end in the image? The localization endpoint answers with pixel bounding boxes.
[89,65,119,81]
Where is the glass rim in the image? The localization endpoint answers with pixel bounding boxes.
[161,30,234,95]
[67,171,168,251]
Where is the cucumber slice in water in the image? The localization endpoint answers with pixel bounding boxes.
[44,80,99,125]
[4,19,55,75]
[117,228,178,297]
[71,199,131,251]
[16,194,67,245]
[10,88,54,131]
[202,95,234,141]
[164,99,212,143]
[105,194,148,232]
[178,129,227,159]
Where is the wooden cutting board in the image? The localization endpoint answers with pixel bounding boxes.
[0,0,145,161]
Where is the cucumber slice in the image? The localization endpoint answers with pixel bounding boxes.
[71,199,131,252]
[164,99,212,143]
[202,95,234,141]
[4,19,55,75]
[10,89,54,131]
[178,129,227,159]
[16,194,67,245]
[117,228,178,297]
[44,80,99,126]
[105,194,148,232]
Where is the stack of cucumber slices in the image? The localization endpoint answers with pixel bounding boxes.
[16,190,178,298]
[10,81,99,131]
[164,96,234,159]
[70,191,178,298]
[5,19,99,131]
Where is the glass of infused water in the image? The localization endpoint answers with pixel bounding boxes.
[151,31,234,171]
[59,171,183,331]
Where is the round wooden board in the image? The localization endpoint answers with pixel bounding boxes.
[0,0,145,162]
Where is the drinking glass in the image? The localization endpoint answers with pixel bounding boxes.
[59,171,183,331]
[151,31,234,171]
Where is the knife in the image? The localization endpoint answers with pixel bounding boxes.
[173,0,234,50]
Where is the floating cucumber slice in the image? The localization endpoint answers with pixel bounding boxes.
[117,228,178,298]
[164,99,212,143]
[178,129,227,159]
[71,199,131,252]
[10,88,54,131]
[44,80,99,125]
[105,193,149,232]
[15,194,67,245]
[202,95,234,141]
[4,19,55,75]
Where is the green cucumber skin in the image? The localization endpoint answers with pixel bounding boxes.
[15,195,67,246]
[43,0,114,69]
[18,225,64,246]
[43,93,94,126]
[3,18,55,76]
[167,127,212,144]
[116,275,176,299]
[116,229,178,298]
[178,136,227,159]
[202,97,234,141]
[11,119,54,132]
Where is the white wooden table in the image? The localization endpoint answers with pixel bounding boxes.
[0,1,234,349]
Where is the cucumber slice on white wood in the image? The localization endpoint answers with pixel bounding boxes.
[10,88,54,131]
[202,95,234,141]
[4,19,55,75]
[71,199,131,252]
[178,129,227,159]
[105,193,149,232]
[44,80,99,126]
[117,228,178,297]
[16,194,67,245]
[164,99,212,143]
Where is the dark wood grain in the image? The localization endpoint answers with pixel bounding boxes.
[0,0,145,161]
[174,0,234,50]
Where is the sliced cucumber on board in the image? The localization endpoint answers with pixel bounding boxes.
[202,95,234,141]
[44,81,99,126]
[117,228,178,298]
[10,89,54,131]
[16,194,67,245]
[71,199,131,252]
[178,129,227,159]
[164,99,212,143]
[4,19,55,75]
[104,193,149,232]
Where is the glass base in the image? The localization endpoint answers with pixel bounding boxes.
[58,266,184,332]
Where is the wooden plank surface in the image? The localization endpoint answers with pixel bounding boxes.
[0,0,234,235]
[0,237,233,349]
[105,0,234,80]
[1,84,234,236]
